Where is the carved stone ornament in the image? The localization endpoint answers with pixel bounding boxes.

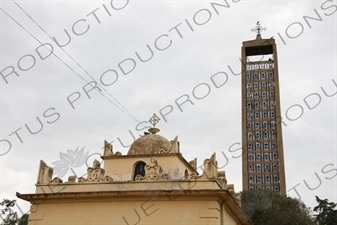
[158,136,179,154]
[78,159,113,183]
[217,171,227,188]
[50,177,63,184]
[135,157,171,181]
[37,160,63,184]
[103,140,113,156]
[103,140,122,156]
[189,158,197,170]
[200,153,218,179]
[190,172,198,179]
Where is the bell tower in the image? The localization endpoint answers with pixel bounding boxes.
[241,22,286,195]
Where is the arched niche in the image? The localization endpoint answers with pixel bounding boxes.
[133,161,146,180]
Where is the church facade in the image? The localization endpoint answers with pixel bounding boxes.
[17,115,251,225]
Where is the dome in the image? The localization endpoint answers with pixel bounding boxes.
[127,132,172,155]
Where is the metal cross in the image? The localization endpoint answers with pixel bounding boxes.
[251,21,266,35]
[149,113,160,127]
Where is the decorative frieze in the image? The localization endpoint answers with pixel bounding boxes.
[135,157,171,181]
[78,159,113,183]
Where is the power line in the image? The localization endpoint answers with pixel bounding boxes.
[1,2,141,123]
[12,0,140,123]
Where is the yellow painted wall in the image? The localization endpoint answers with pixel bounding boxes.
[28,196,231,225]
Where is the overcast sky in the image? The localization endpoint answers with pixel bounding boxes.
[1,0,336,215]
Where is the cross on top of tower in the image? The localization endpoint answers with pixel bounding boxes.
[148,114,161,134]
[149,113,160,127]
[251,21,266,39]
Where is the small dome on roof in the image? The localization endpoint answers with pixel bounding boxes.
[127,113,179,155]
[127,132,172,155]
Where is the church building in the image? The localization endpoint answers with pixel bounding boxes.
[17,114,251,225]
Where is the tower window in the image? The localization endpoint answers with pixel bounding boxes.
[261,72,265,79]
[248,143,253,151]
[254,92,259,99]
[255,102,260,110]
[246,73,251,80]
[247,102,252,110]
[247,83,252,90]
[270,91,275,98]
[248,132,254,140]
[256,142,261,150]
[247,122,253,130]
[255,132,261,140]
[249,175,255,183]
[264,153,270,161]
[271,142,277,150]
[269,72,274,79]
[254,73,259,80]
[257,175,262,183]
[271,132,277,139]
[274,175,279,183]
[256,153,261,161]
[262,92,266,99]
[133,161,146,180]
[263,132,269,140]
[255,122,260,130]
[255,112,260,119]
[264,142,269,150]
[247,92,253,100]
[249,165,255,172]
[261,82,266,89]
[254,82,259,90]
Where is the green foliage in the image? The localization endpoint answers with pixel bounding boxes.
[17,214,28,225]
[0,199,28,225]
[313,196,337,225]
[241,190,314,225]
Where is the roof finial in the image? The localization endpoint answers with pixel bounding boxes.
[251,21,266,39]
[148,113,160,134]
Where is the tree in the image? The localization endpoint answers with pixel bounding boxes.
[17,214,28,225]
[0,199,28,225]
[241,190,314,225]
[313,196,337,225]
